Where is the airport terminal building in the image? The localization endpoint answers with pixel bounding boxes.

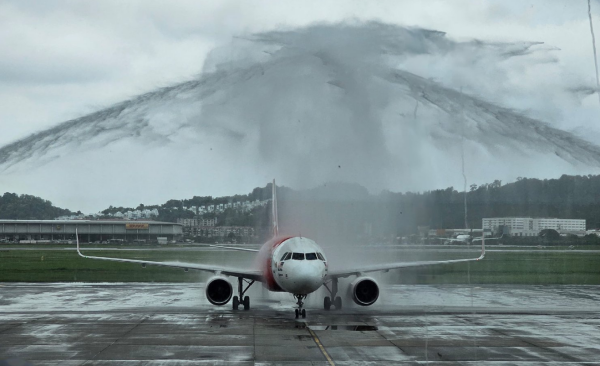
[0,220,183,243]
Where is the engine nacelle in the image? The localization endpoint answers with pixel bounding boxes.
[349,277,379,306]
[205,277,233,306]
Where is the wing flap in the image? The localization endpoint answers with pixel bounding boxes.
[76,231,262,282]
[326,256,483,279]
[327,236,486,279]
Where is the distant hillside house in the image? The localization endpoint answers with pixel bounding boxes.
[177,218,217,227]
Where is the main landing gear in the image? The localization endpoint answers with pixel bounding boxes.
[294,294,307,319]
[323,278,342,310]
[232,277,254,311]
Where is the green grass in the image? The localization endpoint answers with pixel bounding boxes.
[387,251,600,285]
[0,248,241,282]
[0,248,599,284]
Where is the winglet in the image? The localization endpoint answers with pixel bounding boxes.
[272,179,279,238]
[76,228,86,258]
[478,232,486,260]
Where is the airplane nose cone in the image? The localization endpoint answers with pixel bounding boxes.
[292,265,323,294]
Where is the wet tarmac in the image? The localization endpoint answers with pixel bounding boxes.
[1,283,600,365]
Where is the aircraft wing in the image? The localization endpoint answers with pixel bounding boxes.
[326,238,485,280]
[431,237,465,243]
[209,244,260,252]
[473,237,501,241]
[76,232,263,282]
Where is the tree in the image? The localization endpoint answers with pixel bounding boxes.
[0,192,73,219]
[227,232,236,242]
[539,229,560,240]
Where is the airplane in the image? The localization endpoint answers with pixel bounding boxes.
[76,179,485,319]
[432,233,501,245]
[443,234,472,244]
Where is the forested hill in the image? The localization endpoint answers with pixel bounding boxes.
[3,174,600,234]
[274,175,600,242]
[381,174,600,234]
[0,193,74,220]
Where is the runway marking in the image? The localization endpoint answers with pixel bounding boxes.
[307,327,335,366]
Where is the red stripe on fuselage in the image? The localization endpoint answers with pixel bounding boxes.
[262,236,293,292]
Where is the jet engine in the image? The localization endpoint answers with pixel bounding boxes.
[349,277,379,306]
[205,277,233,306]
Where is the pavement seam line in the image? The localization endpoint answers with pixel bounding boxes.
[376,325,408,356]
[486,323,584,363]
[307,327,335,366]
[80,315,150,365]
[0,321,28,334]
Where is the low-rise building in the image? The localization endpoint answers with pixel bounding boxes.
[201,226,255,238]
[482,217,586,237]
[177,218,217,228]
[0,220,182,243]
[177,217,223,237]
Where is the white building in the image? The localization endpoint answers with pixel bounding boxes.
[482,217,586,237]
[177,218,217,227]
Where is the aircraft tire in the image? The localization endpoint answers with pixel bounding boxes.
[334,296,342,310]
[243,296,250,310]
[324,296,331,310]
[301,309,306,318]
[232,296,239,310]
[295,309,299,318]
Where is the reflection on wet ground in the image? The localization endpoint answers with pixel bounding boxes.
[1,283,599,364]
[309,325,378,331]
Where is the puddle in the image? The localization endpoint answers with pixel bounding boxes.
[295,335,313,340]
[308,325,378,331]
[294,320,307,329]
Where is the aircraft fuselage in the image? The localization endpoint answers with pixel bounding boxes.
[259,236,327,295]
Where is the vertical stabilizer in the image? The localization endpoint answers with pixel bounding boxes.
[272,179,279,237]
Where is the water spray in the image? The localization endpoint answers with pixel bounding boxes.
[589,0,600,104]
[460,87,468,230]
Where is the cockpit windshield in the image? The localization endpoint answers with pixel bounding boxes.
[292,252,305,260]
[305,253,318,260]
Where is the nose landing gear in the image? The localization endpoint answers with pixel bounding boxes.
[294,294,307,318]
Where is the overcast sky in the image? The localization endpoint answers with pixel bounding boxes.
[2,1,600,212]
[1,0,599,146]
